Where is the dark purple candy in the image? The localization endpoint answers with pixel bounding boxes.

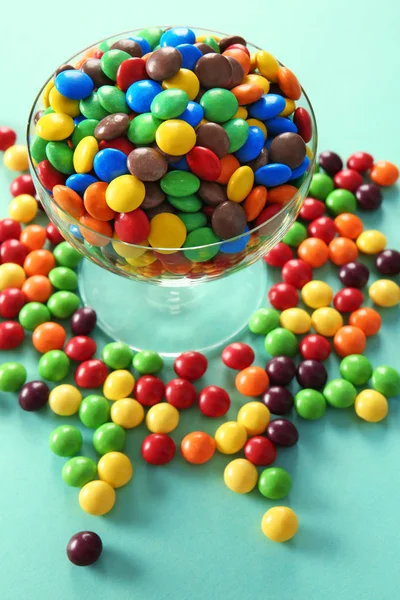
[318,151,343,176]
[338,261,369,288]
[265,356,296,386]
[67,531,103,566]
[266,418,299,447]
[375,249,400,276]
[296,360,328,390]
[71,307,97,336]
[262,386,293,415]
[18,381,49,411]
[355,183,382,210]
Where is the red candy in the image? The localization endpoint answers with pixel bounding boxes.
[333,288,364,313]
[293,107,312,143]
[141,433,176,465]
[0,126,17,151]
[116,57,148,91]
[0,288,25,318]
[299,334,331,361]
[244,436,277,466]
[264,242,293,267]
[187,147,221,181]
[0,218,21,243]
[10,174,36,197]
[0,239,29,266]
[198,385,230,417]
[255,203,281,227]
[114,209,150,244]
[134,375,165,406]
[347,152,374,173]
[174,351,208,381]
[221,342,255,370]
[98,137,135,156]
[281,259,313,289]
[268,282,299,310]
[299,198,325,221]
[46,222,64,245]
[226,43,250,57]
[0,321,24,350]
[74,359,108,388]
[37,160,66,190]
[333,169,363,192]
[165,378,196,409]
[65,336,97,361]
[308,216,337,244]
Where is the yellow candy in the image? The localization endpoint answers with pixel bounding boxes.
[112,235,148,259]
[145,403,180,434]
[0,263,26,290]
[246,118,267,139]
[301,280,333,309]
[105,174,145,212]
[250,53,257,70]
[79,480,116,516]
[98,452,133,488]
[280,307,312,334]
[234,107,248,120]
[162,69,200,101]
[356,230,387,254]
[111,398,144,429]
[3,144,29,171]
[103,370,135,401]
[227,166,254,202]
[214,421,247,454]
[242,73,270,94]
[125,252,158,267]
[279,98,296,117]
[261,506,299,542]
[8,194,38,223]
[148,213,187,251]
[224,458,258,494]
[42,79,54,108]
[196,118,208,129]
[306,146,314,161]
[369,279,400,307]
[355,389,388,422]
[73,136,99,173]
[196,34,220,42]
[49,87,80,117]
[237,402,270,436]
[311,307,343,337]
[155,119,196,155]
[256,50,280,82]
[49,384,82,416]
[36,112,75,141]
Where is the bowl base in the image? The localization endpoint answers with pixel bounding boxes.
[78,259,269,357]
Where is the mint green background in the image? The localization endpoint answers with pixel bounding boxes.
[1,2,400,599]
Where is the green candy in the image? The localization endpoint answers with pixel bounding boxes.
[93,422,126,454]
[127,113,162,144]
[151,89,189,120]
[80,92,109,120]
[49,425,82,457]
[19,302,51,331]
[48,266,78,291]
[53,242,82,268]
[62,456,97,487]
[222,119,249,153]
[326,189,357,215]
[101,49,131,80]
[264,328,298,357]
[0,362,27,392]
[38,350,70,382]
[323,379,357,408]
[339,354,372,386]
[160,170,200,197]
[203,36,220,52]
[249,308,280,335]
[97,85,129,114]
[282,221,308,247]
[30,135,48,163]
[72,119,99,147]
[167,194,202,213]
[314,163,320,173]
[79,395,110,428]
[133,350,163,374]
[99,40,111,52]
[177,212,207,232]
[183,227,220,262]
[371,365,400,397]
[258,467,292,500]
[138,27,164,48]
[102,342,134,370]
[43,107,55,116]
[308,173,335,200]
[200,89,238,123]
[45,141,74,175]
[47,291,80,319]
[295,389,326,420]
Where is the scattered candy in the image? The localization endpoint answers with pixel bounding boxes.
[224,458,258,493]
[49,425,83,457]
[258,467,292,500]
[261,506,298,542]
[354,389,388,423]
[67,531,103,566]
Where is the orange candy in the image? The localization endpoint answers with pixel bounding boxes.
[333,325,367,358]
[277,67,301,100]
[79,214,113,247]
[243,186,267,221]
[53,185,85,219]
[235,366,269,397]
[349,307,382,336]
[216,154,241,184]
[230,83,264,105]
[370,161,399,187]
[334,213,364,239]
[267,185,298,206]
[223,48,250,74]
[23,249,56,276]
[181,431,216,464]
[297,237,329,268]
[32,322,67,353]
[20,225,47,251]
[83,182,116,221]
[328,237,358,266]
[22,275,53,303]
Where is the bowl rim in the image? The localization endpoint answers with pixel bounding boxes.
[27,25,318,253]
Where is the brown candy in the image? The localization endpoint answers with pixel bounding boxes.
[269,133,306,169]
[194,43,216,55]
[127,148,168,182]
[198,182,228,207]
[211,201,247,240]
[146,201,176,220]
[110,39,142,57]
[219,35,247,53]
[55,64,75,77]
[268,83,285,96]
[245,147,268,171]
[195,54,233,89]
[152,143,183,164]
[141,182,166,210]
[81,59,113,88]
[34,110,44,124]
[196,123,229,159]
[145,47,182,81]
[226,57,244,89]
[94,114,130,141]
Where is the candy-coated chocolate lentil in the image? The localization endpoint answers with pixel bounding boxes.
[237,401,270,436]
[311,307,343,337]
[165,378,196,410]
[222,343,254,370]
[293,107,312,142]
[371,365,400,397]
[297,237,329,268]
[282,222,307,247]
[0,239,29,266]
[215,421,247,454]
[111,398,144,429]
[376,249,400,276]
[0,288,25,318]
[71,307,97,335]
[261,506,298,542]
[133,350,164,374]
[323,378,357,409]
[3,144,29,171]
[174,351,207,380]
[134,375,165,406]
[227,166,254,202]
[98,452,133,488]
[370,161,399,186]
[48,383,81,415]
[224,458,258,494]
[244,436,276,466]
[236,366,270,397]
[103,369,135,401]
[0,218,21,242]
[265,328,298,358]
[264,242,293,268]
[19,302,51,330]
[296,359,328,389]
[0,126,16,150]
[369,279,400,307]
[146,403,180,433]
[0,362,26,392]
[8,194,38,224]
[101,342,133,370]
[258,467,292,500]
[301,280,333,308]
[333,169,363,192]
[280,308,311,334]
[200,89,238,122]
[340,355,373,386]
[255,163,292,188]
[265,356,296,386]
[267,184,298,205]
[308,172,335,199]
[355,389,388,423]
[356,230,387,255]
[338,261,369,289]
[79,480,116,516]
[0,262,26,290]
[295,388,326,420]
[266,418,299,447]
[181,431,216,464]
[282,259,313,289]
[347,151,374,173]
[65,336,97,362]
[262,386,293,415]
[328,237,358,265]
[142,432,176,465]
[268,282,299,310]
[49,425,82,457]
[248,307,280,335]
[67,531,102,566]
[299,334,331,361]
[75,359,108,388]
[0,321,24,350]
[333,326,366,358]
[334,288,364,313]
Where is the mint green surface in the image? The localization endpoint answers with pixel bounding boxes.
[1,5,400,600]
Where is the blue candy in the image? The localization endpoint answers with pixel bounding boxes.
[129,36,152,55]
[220,226,250,254]
[126,80,163,113]
[248,94,286,121]
[176,43,202,70]
[264,138,273,151]
[69,225,84,240]
[170,155,189,171]
[55,71,94,100]
[177,101,204,128]
[255,164,292,187]
[265,117,298,136]
[160,27,196,47]
[93,149,129,183]
[66,173,98,195]
[289,156,310,180]
[73,115,86,126]
[234,126,265,163]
